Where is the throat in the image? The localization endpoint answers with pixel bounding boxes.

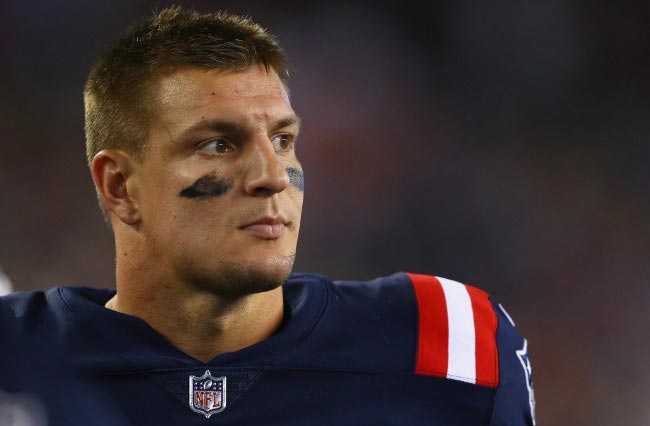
[104,286,285,362]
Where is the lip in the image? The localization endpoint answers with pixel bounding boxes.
[240,216,288,239]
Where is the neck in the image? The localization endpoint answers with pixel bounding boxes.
[106,286,283,363]
[106,239,284,363]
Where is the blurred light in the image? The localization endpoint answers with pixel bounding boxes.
[0,266,13,296]
[0,391,47,426]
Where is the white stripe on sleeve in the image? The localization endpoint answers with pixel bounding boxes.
[438,277,476,384]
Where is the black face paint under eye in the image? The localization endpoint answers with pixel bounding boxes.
[179,174,233,199]
[286,167,304,192]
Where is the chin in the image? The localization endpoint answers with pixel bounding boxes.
[184,254,296,297]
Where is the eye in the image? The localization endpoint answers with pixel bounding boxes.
[197,139,235,156]
[271,134,293,152]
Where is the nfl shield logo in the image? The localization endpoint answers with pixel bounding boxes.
[189,370,226,418]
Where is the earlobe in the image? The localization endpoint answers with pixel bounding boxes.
[91,150,141,225]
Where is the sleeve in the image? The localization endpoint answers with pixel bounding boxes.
[489,301,536,426]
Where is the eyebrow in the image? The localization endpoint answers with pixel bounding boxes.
[179,114,301,138]
[272,115,301,131]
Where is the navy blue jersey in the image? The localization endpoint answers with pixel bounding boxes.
[1,272,535,425]
[0,293,127,426]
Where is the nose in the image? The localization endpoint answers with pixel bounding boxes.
[242,138,289,197]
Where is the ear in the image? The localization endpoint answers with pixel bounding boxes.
[91,150,141,225]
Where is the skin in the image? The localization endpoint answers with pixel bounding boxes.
[91,64,303,362]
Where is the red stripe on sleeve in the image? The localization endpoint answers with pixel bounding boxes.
[465,285,499,388]
[406,273,449,377]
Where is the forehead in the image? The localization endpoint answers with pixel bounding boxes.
[153,65,292,124]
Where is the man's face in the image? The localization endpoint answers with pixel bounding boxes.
[132,65,303,295]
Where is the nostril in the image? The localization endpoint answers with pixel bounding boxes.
[251,187,277,197]
[245,171,289,196]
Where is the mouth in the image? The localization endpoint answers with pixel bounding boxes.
[239,216,289,240]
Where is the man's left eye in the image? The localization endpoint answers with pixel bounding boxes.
[271,134,293,151]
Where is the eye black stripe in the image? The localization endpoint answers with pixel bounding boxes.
[179,174,233,198]
[286,168,304,192]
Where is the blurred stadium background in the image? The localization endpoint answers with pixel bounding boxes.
[0,1,647,424]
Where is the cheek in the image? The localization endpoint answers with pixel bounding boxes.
[150,205,228,260]
[290,191,304,227]
[286,167,304,192]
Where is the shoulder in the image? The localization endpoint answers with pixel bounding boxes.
[282,272,417,372]
[285,271,500,376]
[288,271,414,306]
[0,289,129,425]
[290,271,417,337]
[300,271,534,424]
[1,288,74,341]
[405,273,535,425]
[1,286,114,333]
[1,288,59,320]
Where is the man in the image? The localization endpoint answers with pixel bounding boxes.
[1,7,535,425]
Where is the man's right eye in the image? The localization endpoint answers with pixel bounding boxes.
[198,140,235,155]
